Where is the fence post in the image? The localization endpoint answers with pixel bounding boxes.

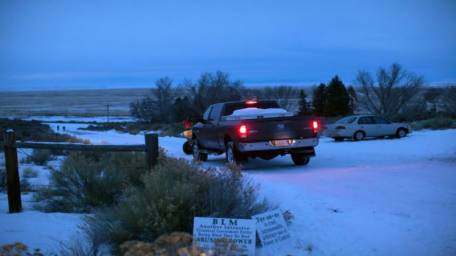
[3,130,22,213]
[145,133,158,170]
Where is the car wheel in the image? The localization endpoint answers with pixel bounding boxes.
[396,128,407,138]
[333,137,344,142]
[225,141,243,165]
[353,131,365,141]
[192,139,207,161]
[291,153,310,166]
[182,141,193,155]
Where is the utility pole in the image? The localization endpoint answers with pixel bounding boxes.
[106,104,110,123]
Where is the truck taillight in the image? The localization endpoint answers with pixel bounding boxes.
[238,125,248,138]
[312,120,319,133]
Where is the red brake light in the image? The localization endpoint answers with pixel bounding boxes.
[238,125,248,138]
[312,120,319,133]
[245,100,257,105]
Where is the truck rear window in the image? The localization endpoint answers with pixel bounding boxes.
[223,101,280,116]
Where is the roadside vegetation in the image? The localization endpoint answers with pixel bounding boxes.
[411,117,456,130]
[0,118,85,144]
[34,151,147,212]
[24,149,54,166]
[86,156,269,252]
[125,66,456,132]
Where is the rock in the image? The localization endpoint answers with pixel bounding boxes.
[120,232,206,256]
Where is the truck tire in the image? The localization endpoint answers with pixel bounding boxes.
[192,139,207,161]
[291,153,310,166]
[225,141,244,165]
[183,141,193,155]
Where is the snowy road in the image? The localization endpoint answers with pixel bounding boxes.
[1,123,456,255]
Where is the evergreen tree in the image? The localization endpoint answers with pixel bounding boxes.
[312,83,327,115]
[347,85,357,114]
[325,76,350,116]
[298,89,310,115]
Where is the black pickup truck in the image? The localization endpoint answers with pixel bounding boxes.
[192,100,319,166]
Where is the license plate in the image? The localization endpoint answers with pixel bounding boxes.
[270,140,289,147]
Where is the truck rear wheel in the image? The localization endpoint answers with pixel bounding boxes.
[291,153,310,166]
[225,142,244,165]
[192,139,207,161]
[183,141,193,155]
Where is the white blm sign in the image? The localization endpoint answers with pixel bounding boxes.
[192,217,255,256]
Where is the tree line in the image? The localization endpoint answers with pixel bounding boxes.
[130,63,456,123]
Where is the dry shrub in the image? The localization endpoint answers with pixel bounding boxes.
[0,168,5,191]
[85,154,269,253]
[22,167,38,178]
[411,117,455,130]
[26,149,53,166]
[0,242,43,256]
[34,151,147,212]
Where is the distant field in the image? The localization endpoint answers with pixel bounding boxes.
[0,88,151,117]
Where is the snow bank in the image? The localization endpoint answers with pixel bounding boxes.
[231,107,288,116]
[0,193,85,254]
[18,115,133,123]
[224,107,292,120]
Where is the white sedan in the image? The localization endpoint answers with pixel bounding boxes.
[325,115,411,141]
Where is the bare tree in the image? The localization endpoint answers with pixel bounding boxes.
[130,77,174,122]
[356,63,423,119]
[262,85,300,111]
[184,71,243,115]
[153,77,174,123]
[443,85,456,116]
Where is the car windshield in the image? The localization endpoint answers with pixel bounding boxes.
[336,116,357,124]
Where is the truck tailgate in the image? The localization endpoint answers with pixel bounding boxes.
[237,116,316,142]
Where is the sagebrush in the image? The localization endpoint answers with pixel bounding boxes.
[26,149,53,166]
[85,154,270,252]
[34,151,147,212]
[411,117,455,130]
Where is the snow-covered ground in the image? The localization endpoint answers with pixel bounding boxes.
[1,121,455,255]
[18,115,134,123]
[0,150,85,254]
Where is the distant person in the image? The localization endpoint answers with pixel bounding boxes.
[56,125,60,131]
[62,126,66,131]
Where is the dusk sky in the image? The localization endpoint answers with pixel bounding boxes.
[0,0,455,90]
